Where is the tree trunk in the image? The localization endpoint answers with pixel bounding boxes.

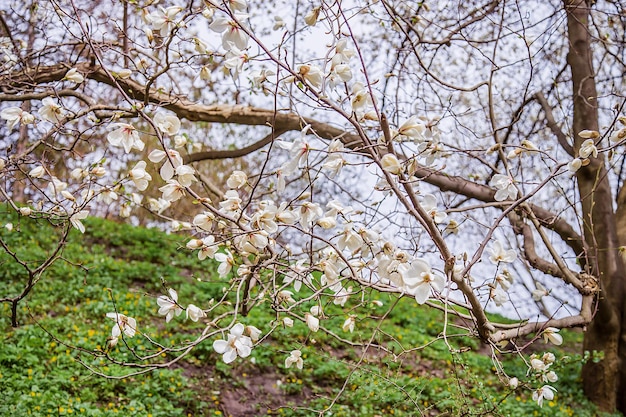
[565,0,626,412]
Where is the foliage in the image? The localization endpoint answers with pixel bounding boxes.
[0,213,620,416]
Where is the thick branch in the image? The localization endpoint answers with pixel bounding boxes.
[535,91,575,156]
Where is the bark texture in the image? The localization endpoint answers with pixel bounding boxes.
[565,0,626,412]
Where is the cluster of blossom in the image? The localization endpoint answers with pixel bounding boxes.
[529,352,559,407]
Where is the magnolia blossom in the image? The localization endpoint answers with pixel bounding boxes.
[175,165,197,187]
[381,153,402,175]
[193,212,215,231]
[299,202,323,230]
[28,165,46,178]
[159,180,186,202]
[209,14,249,50]
[283,317,294,327]
[398,116,427,141]
[1,107,34,130]
[148,149,183,181]
[215,250,235,277]
[542,327,563,345]
[351,82,373,111]
[107,123,144,153]
[283,260,313,292]
[297,64,323,89]
[488,240,516,264]
[186,304,207,322]
[64,68,84,83]
[342,316,356,333]
[490,286,508,307]
[146,6,182,36]
[285,349,303,369]
[567,158,582,173]
[70,210,89,233]
[153,113,181,136]
[38,97,65,123]
[400,258,445,304]
[227,170,247,189]
[489,174,517,201]
[213,323,254,363]
[532,282,549,301]
[579,138,598,159]
[532,385,556,407]
[278,133,310,175]
[421,194,447,223]
[198,236,218,260]
[157,288,183,322]
[106,312,137,339]
[304,6,320,26]
[305,312,319,332]
[129,161,152,191]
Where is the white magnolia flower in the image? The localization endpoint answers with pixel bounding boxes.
[186,304,207,322]
[400,258,445,304]
[220,190,242,214]
[299,202,323,230]
[398,116,427,141]
[148,149,183,181]
[421,194,447,223]
[106,312,137,338]
[28,165,46,178]
[153,113,181,136]
[508,377,519,389]
[297,64,323,89]
[213,323,253,363]
[285,349,303,369]
[198,236,218,260]
[381,153,402,175]
[107,123,144,153]
[159,180,185,202]
[532,282,549,301]
[277,290,296,304]
[64,68,84,83]
[532,385,556,407]
[567,158,582,173]
[283,317,294,327]
[245,325,262,342]
[351,82,373,111]
[215,250,235,277]
[38,97,65,123]
[489,174,517,201]
[157,288,183,322]
[272,15,285,31]
[342,316,356,333]
[193,212,215,231]
[305,312,319,332]
[209,14,249,50]
[1,107,34,130]
[488,240,516,264]
[70,210,89,233]
[579,138,598,159]
[304,6,320,26]
[146,6,182,36]
[19,206,32,216]
[490,286,508,307]
[175,165,197,187]
[542,327,563,345]
[227,170,247,189]
[129,161,152,191]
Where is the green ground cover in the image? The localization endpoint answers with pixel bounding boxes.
[0,208,620,416]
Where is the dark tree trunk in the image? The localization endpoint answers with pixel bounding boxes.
[564,0,626,412]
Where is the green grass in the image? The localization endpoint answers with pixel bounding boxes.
[0,206,621,417]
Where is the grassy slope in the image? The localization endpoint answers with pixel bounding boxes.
[0,209,620,417]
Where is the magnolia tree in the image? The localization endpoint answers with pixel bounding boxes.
[1,0,626,413]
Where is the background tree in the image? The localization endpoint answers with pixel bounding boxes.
[1,0,625,413]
